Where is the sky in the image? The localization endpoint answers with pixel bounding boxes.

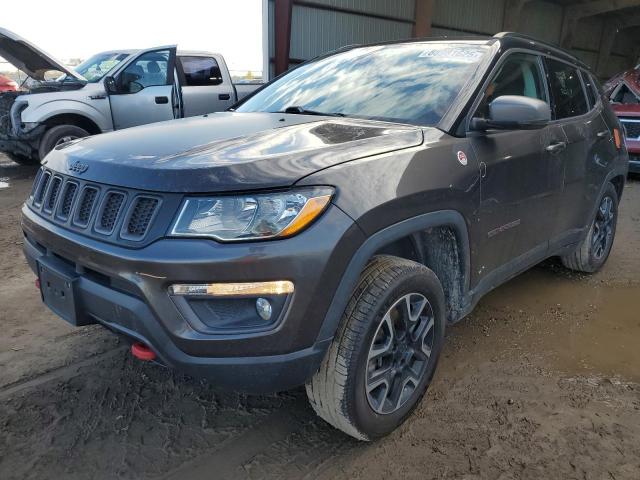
[1,0,264,75]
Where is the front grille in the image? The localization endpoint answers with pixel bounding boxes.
[28,168,164,244]
[44,176,62,212]
[75,187,98,227]
[34,171,51,205]
[621,119,640,139]
[123,197,159,240]
[57,182,78,220]
[95,192,125,234]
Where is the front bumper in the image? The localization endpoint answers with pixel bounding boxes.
[21,203,364,393]
[0,123,45,157]
[624,139,640,173]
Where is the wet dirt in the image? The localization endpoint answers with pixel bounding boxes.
[0,154,639,479]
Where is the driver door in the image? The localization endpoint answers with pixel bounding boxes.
[108,46,177,130]
[468,52,564,284]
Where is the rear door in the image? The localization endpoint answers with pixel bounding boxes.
[544,59,606,240]
[109,46,177,129]
[178,55,235,117]
[468,51,564,281]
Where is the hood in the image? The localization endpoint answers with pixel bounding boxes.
[0,27,86,82]
[604,68,640,98]
[44,112,424,192]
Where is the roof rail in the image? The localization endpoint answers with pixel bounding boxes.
[493,31,590,70]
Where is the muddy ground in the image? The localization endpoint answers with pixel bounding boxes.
[0,154,639,480]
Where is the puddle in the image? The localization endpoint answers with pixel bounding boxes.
[469,268,640,382]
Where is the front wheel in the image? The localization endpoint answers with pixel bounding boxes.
[38,125,89,161]
[306,255,446,440]
[561,182,619,273]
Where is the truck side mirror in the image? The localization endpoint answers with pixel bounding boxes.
[104,76,117,94]
[471,95,551,131]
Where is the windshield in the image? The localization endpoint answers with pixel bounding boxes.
[237,42,489,125]
[74,52,130,82]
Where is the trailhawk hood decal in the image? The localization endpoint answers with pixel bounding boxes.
[44,112,424,192]
[0,27,86,82]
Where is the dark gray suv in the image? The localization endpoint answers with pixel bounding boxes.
[21,33,628,440]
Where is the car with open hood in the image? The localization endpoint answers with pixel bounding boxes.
[0,27,261,164]
[21,33,628,441]
[0,73,18,92]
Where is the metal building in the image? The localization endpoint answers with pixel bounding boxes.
[265,0,640,80]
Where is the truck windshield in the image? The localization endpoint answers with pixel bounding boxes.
[236,42,489,125]
[74,53,130,82]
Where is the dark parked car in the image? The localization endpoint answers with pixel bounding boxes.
[21,33,628,440]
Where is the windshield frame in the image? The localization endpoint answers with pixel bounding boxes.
[233,39,495,129]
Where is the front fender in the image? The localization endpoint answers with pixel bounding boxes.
[316,209,471,344]
[21,97,112,132]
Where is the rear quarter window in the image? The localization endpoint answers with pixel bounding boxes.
[580,71,599,109]
[546,58,588,119]
[180,56,223,86]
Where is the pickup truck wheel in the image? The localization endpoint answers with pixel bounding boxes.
[306,255,445,441]
[38,125,89,160]
[561,182,618,273]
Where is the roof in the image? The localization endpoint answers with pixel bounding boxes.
[93,49,221,57]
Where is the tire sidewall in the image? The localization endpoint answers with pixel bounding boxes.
[585,183,618,271]
[348,267,446,439]
[39,125,89,160]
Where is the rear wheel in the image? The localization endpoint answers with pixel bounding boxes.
[38,125,89,160]
[561,182,618,273]
[306,255,446,440]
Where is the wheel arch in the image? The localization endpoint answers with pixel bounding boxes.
[41,113,102,135]
[317,210,471,343]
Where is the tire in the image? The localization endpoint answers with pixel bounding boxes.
[4,152,39,166]
[306,255,446,441]
[38,125,89,161]
[561,182,618,273]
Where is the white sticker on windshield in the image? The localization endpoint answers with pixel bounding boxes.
[419,48,483,62]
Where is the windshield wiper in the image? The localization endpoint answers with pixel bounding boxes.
[276,106,346,117]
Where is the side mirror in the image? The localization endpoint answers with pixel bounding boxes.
[471,95,551,131]
[104,76,117,94]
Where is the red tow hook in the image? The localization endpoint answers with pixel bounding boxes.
[131,342,157,361]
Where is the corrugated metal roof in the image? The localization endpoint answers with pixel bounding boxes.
[432,0,505,34]
[290,5,412,60]
[304,0,415,21]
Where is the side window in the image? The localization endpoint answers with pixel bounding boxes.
[475,53,547,119]
[119,50,170,93]
[180,56,223,86]
[581,71,598,109]
[546,59,588,119]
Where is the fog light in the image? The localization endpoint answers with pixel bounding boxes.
[256,297,272,321]
[169,281,294,297]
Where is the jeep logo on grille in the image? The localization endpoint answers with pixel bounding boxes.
[68,161,89,174]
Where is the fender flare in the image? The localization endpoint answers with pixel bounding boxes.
[316,209,471,343]
[25,99,111,132]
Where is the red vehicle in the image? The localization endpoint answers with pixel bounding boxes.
[605,68,640,173]
[0,74,18,92]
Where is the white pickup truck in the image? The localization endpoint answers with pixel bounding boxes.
[0,27,262,164]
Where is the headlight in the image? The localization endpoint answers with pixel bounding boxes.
[170,187,334,241]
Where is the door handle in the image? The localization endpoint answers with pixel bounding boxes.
[546,141,567,153]
[155,96,169,104]
[219,93,231,100]
[597,130,610,139]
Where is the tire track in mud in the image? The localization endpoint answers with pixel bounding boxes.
[0,347,126,400]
